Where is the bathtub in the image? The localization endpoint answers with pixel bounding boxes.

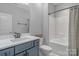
[49,38,68,56]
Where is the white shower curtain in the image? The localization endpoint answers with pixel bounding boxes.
[69,6,79,56]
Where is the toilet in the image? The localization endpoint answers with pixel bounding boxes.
[39,38,52,56]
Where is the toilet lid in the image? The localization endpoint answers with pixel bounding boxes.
[40,45,52,51]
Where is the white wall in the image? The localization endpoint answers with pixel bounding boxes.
[55,9,69,39]
[48,5,69,41]
[29,3,43,35]
[0,3,30,33]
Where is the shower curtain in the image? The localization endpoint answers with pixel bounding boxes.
[69,6,79,56]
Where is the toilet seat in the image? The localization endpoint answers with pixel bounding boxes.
[40,45,52,51]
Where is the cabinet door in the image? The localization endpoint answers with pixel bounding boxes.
[0,48,14,56]
[27,46,39,56]
[15,41,33,54]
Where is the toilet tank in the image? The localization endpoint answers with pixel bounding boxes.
[34,33,43,45]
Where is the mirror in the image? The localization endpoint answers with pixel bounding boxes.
[0,3,30,35]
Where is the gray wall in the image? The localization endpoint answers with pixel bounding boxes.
[29,3,43,35]
[42,3,49,44]
[29,3,49,44]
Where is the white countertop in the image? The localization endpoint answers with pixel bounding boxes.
[0,35,40,50]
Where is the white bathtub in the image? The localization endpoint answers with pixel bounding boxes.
[49,38,68,46]
[49,38,68,56]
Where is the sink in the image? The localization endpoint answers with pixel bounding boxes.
[10,36,38,42]
[10,37,30,42]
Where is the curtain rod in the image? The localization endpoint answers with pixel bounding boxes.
[48,5,79,15]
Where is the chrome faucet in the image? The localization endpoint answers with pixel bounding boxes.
[9,32,21,38]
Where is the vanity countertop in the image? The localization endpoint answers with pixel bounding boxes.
[0,35,40,50]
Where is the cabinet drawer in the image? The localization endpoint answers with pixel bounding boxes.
[16,51,26,56]
[0,47,14,56]
[15,41,33,54]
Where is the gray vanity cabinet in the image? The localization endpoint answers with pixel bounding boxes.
[0,47,14,56]
[15,39,39,56]
[15,40,39,56]
[0,39,39,56]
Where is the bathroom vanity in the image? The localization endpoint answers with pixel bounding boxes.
[0,35,39,56]
[0,3,40,56]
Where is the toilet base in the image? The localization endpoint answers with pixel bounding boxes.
[39,45,52,56]
[39,49,52,56]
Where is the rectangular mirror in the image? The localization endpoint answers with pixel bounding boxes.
[0,3,30,35]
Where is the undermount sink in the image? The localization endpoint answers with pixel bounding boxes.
[10,37,30,42]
